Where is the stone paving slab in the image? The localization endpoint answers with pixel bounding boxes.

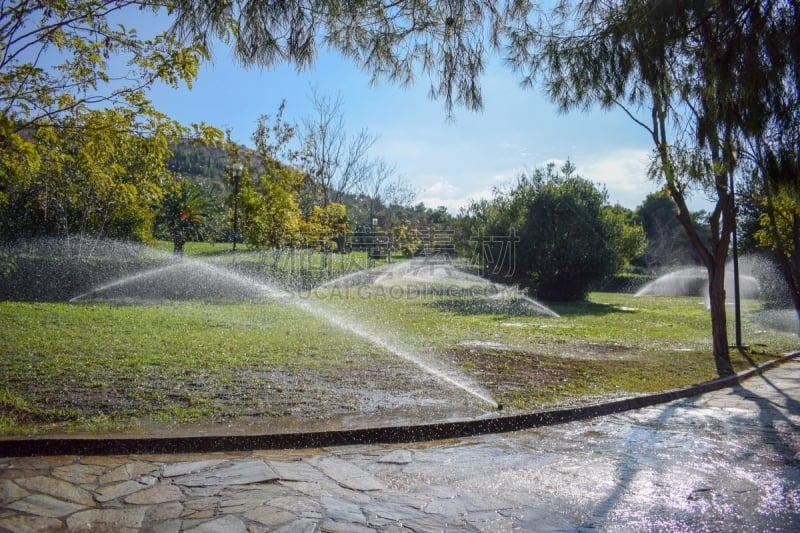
[0,359,798,532]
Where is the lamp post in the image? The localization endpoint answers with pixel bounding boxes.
[230,162,244,259]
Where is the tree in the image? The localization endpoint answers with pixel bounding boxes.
[301,202,349,253]
[740,97,800,329]
[238,165,304,250]
[301,89,381,208]
[753,181,800,326]
[1,1,204,132]
[506,0,776,373]
[602,203,647,274]
[516,163,638,300]
[169,1,533,116]
[0,0,221,245]
[1,107,183,243]
[240,104,305,250]
[155,178,211,255]
[463,161,643,301]
[356,159,395,227]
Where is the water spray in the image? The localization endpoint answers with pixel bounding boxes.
[70,254,507,409]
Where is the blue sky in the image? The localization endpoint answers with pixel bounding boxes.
[135,14,690,213]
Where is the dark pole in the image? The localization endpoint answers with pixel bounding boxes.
[729,170,743,348]
[231,163,243,260]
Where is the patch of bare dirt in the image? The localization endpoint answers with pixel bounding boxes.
[445,347,574,392]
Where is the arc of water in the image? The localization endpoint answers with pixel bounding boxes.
[69,263,183,302]
[70,258,499,408]
[292,298,499,408]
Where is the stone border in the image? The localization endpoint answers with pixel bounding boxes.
[1,352,797,457]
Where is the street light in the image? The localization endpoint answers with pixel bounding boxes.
[230,162,244,258]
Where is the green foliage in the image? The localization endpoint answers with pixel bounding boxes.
[236,104,307,249]
[0,1,205,132]
[155,177,213,254]
[464,161,646,301]
[602,204,646,272]
[2,108,171,241]
[0,1,223,244]
[755,190,799,258]
[302,202,349,251]
[170,1,534,115]
[517,163,625,300]
[239,166,304,249]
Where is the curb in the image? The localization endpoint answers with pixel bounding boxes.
[1,352,797,457]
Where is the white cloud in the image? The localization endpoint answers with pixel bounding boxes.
[576,148,655,208]
[416,179,495,213]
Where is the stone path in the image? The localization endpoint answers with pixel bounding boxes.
[1,359,799,532]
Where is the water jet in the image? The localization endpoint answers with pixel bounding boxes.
[65,243,502,410]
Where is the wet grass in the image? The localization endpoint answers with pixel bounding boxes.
[0,301,392,434]
[0,285,797,435]
[317,289,797,410]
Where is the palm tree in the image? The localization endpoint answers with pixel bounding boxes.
[156,179,210,255]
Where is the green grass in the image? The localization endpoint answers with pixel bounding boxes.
[0,300,390,434]
[312,287,797,410]
[151,241,232,256]
[0,274,797,435]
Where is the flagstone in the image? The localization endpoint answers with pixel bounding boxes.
[319,520,375,533]
[184,514,247,533]
[182,508,216,519]
[173,460,278,487]
[267,495,323,515]
[423,497,465,518]
[66,507,148,531]
[0,472,43,486]
[7,456,76,470]
[182,485,223,498]
[309,457,386,491]
[320,495,368,524]
[218,495,270,514]
[243,506,296,528]
[161,460,227,478]
[0,514,63,533]
[147,501,184,521]
[145,519,182,533]
[99,461,158,484]
[94,480,148,502]
[377,449,414,464]
[267,459,321,481]
[278,479,334,498]
[0,479,29,504]
[6,494,86,518]
[183,496,219,511]
[52,462,106,485]
[272,518,320,533]
[465,510,515,531]
[15,475,95,507]
[124,483,183,504]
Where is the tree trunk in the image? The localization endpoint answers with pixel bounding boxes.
[173,238,185,256]
[707,259,734,376]
[672,195,734,376]
[655,139,734,375]
[649,92,735,376]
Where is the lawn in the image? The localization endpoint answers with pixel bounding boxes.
[0,243,797,435]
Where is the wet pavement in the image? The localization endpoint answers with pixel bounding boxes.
[1,359,799,532]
